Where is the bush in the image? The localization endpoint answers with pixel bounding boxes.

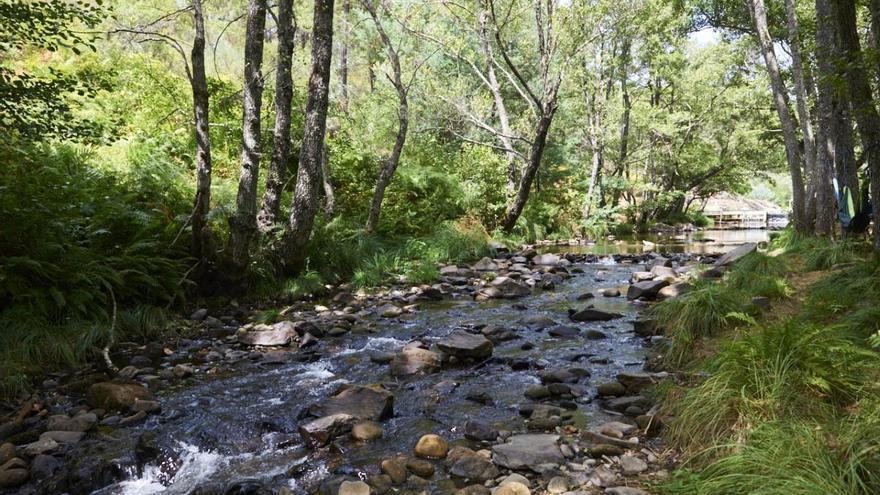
[727,252,792,299]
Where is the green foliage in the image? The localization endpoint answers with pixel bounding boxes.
[665,320,878,453]
[802,239,868,271]
[651,280,747,366]
[727,252,792,299]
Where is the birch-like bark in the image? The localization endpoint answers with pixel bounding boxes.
[784,0,817,232]
[748,0,806,232]
[281,0,335,272]
[257,0,295,232]
[320,143,336,219]
[190,0,213,260]
[229,0,267,272]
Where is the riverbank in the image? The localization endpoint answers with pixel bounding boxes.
[0,244,731,494]
[652,235,880,494]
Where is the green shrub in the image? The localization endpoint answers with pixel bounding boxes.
[803,239,868,271]
[727,252,791,299]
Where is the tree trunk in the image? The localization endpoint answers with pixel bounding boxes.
[228,0,267,274]
[257,0,295,232]
[784,0,817,233]
[870,0,880,84]
[814,0,842,236]
[613,40,631,207]
[339,0,351,112]
[501,99,557,232]
[281,0,335,272]
[190,0,213,260]
[478,9,517,196]
[363,1,408,234]
[748,0,807,232]
[320,143,336,219]
[837,0,880,250]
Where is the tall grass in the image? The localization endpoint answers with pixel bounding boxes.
[651,281,747,367]
[726,252,792,299]
[665,320,878,452]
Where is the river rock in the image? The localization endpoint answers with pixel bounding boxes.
[41,430,85,444]
[715,242,757,266]
[456,485,491,495]
[492,434,564,470]
[472,257,499,271]
[626,280,669,300]
[632,319,657,337]
[238,321,299,346]
[590,444,624,457]
[521,315,557,329]
[599,288,620,297]
[495,481,530,495]
[310,385,394,421]
[380,458,407,484]
[568,307,623,322]
[658,282,690,300]
[464,420,498,442]
[338,480,371,495]
[405,458,434,478]
[300,414,356,447]
[414,434,448,458]
[599,422,637,439]
[605,487,652,495]
[437,331,493,359]
[548,325,579,338]
[617,372,655,393]
[390,347,441,376]
[30,454,60,480]
[0,466,27,489]
[88,382,154,411]
[476,278,531,300]
[0,444,15,465]
[351,421,382,441]
[449,453,498,481]
[619,455,648,474]
[547,476,570,494]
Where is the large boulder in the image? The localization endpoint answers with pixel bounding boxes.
[472,257,499,271]
[309,385,394,421]
[449,453,499,482]
[626,280,669,300]
[715,242,757,266]
[492,434,565,471]
[437,331,493,359]
[568,307,623,322]
[237,321,298,346]
[390,347,441,376]
[88,382,154,411]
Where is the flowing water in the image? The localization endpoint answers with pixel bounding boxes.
[60,233,763,494]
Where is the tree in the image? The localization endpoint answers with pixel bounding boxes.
[746,0,806,232]
[836,0,880,250]
[257,0,296,232]
[281,0,336,272]
[362,0,409,234]
[228,0,268,275]
[190,0,213,260]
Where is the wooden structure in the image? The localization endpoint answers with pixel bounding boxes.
[701,192,788,229]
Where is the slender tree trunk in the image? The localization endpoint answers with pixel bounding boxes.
[320,143,336,219]
[257,0,295,232]
[228,0,267,274]
[614,40,631,207]
[814,0,842,236]
[478,9,517,196]
[837,0,880,250]
[340,0,351,112]
[281,0,335,272]
[748,0,807,232]
[501,98,558,232]
[785,0,817,233]
[363,1,408,234]
[190,0,213,260]
[870,0,880,84]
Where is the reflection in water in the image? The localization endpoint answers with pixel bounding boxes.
[543,229,771,255]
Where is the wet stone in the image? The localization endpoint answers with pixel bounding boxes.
[351,421,382,441]
[405,458,434,478]
[414,434,448,458]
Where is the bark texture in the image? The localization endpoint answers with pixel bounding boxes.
[837,0,880,250]
[190,0,213,260]
[281,0,335,272]
[229,0,268,272]
[814,0,843,236]
[748,0,807,232]
[257,0,295,232]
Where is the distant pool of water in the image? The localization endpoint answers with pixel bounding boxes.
[539,229,771,255]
